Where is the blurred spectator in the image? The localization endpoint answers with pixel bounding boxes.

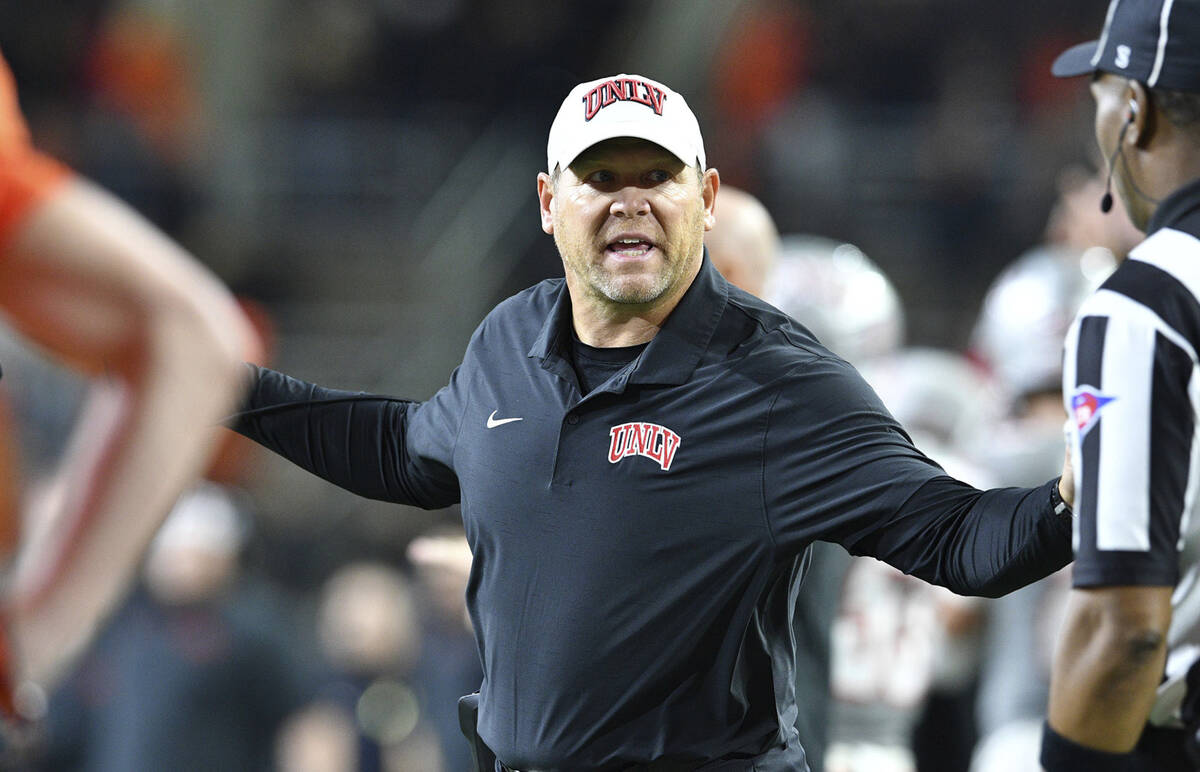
[280,561,443,772]
[705,185,780,297]
[708,0,812,187]
[38,482,313,771]
[276,701,359,772]
[408,525,482,772]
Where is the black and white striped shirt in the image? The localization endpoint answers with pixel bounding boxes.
[1062,176,1200,728]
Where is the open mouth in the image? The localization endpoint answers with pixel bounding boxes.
[606,237,656,258]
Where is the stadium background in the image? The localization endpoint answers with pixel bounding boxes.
[0,2,1113,770]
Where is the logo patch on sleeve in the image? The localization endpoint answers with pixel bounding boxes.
[1071,386,1116,436]
[608,422,681,471]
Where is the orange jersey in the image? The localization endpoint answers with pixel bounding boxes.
[0,50,70,250]
[0,49,68,720]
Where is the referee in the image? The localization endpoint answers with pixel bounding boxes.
[232,73,1073,771]
[1045,2,1200,771]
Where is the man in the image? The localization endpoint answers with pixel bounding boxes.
[703,185,778,298]
[0,50,258,714]
[232,73,1073,771]
[1044,2,1200,770]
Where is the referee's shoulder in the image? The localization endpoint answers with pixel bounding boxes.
[1101,229,1200,304]
[1082,228,1200,355]
[1110,228,1200,300]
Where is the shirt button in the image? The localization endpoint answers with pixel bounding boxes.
[566,414,580,425]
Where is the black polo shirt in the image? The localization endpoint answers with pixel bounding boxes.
[236,255,1071,771]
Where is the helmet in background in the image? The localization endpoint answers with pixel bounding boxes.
[766,235,905,364]
[969,244,1116,404]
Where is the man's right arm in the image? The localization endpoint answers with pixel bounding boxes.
[233,364,461,509]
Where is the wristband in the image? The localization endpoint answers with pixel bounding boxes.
[1051,477,1073,519]
[1040,722,1134,772]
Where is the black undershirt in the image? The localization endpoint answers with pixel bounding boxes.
[569,335,646,393]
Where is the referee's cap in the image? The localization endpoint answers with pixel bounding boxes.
[546,74,706,174]
[1052,0,1200,92]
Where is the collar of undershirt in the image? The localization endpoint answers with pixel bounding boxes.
[571,335,647,364]
[1147,175,1200,237]
[528,248,729,387]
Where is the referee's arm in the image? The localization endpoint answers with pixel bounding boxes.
[1047,585,1172,756]
[1044,301,1191,764]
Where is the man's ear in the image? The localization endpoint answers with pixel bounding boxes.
[702,168,720,232]
[1127,80,1153,149]
[537,172,555,235]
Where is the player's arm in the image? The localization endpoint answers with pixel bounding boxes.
[0,56,259,690]
[1044,585,1171,760]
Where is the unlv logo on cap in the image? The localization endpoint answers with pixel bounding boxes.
[608,422,681,471]
[582,78,668,122]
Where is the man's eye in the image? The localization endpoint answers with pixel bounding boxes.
[587,170,615,183]
[646,170,671,183]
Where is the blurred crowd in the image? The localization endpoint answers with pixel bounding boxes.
[0,1,1144,770]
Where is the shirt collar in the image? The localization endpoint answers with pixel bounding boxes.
[630,250,727,385]
[1147,176,1200,237]
[527,250,728,387]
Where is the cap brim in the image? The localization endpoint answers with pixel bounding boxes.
[554,122,701,173]
[1052,41,1100,78]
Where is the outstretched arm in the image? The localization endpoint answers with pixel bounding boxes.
[0,53,259,695]
[232,365,461,510]
[766,356,1073,597]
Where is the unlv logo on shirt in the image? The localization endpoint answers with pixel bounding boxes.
[608,422,681,471]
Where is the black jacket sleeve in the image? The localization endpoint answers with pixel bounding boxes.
[854,477,1072,598]
[765,355,1071,597]
[230,364,461,509]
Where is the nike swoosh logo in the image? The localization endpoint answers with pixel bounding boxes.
[487,410,523,429]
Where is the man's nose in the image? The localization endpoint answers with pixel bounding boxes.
[610,188,650,218]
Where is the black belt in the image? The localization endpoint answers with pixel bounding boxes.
[463,693,699,772]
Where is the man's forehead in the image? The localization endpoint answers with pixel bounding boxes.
[569,137,682,168]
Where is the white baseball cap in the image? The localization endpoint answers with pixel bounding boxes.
[546,73,706,174]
